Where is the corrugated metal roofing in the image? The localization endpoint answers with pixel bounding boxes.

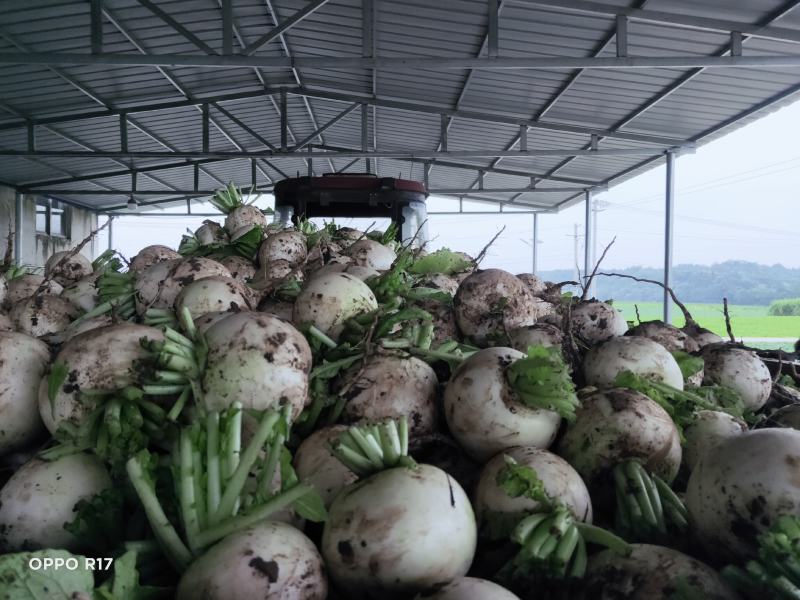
[0,0,798,213]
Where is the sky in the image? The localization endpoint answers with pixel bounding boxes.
[97,97,800,274]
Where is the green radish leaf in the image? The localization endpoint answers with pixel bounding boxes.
[231,225,263,259]
[496,456,553,510]
[0,550,94,599]
[48,362,69,417]
[64,488,125,554]
[280,448,328,522]
[408,248,472,275]
[506,345,579,421]
[671,350,704,379]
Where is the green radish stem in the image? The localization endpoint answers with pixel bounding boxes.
[330,417,415,478]
[126,454,193,572]
[308,325,337,349]
[213,409,280,522]
[206,412,222,523]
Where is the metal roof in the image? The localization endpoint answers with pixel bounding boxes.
[0,0,799,214]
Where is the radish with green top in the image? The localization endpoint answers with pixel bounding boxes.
[686,428,800,561]
[517,273,546,295]
[583,544,739,599]
[44,251,92,286]
[10,294,80,338]
[557,388,682,486]
[583,336,684,390]
[508,323,563,351]
[570,300,628,344]
[129,244,180,272]
[443,347,569,461]
[135,256,230,312]
[174,275,253,319]
[258,230,307,268]
[414,577,521,599]
[0,331,50,455]
[202,311,312,418]
[176,520,327,600]
[626,320,699,353]
[219,255,256,283]
[701,345,772,411]
[474,447,593,536]
[322,418,477,599]
[347,238,397,271]
[340,354,439,437]
[293,272,378,340]
[454,269,538,347]
[682,409,747,471]
[208,183,268,236]
[0,452,112,551]
[293,425,358,507]
[39,323,165,434]
[61,274,100,312]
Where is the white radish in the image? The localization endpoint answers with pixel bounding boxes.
[454,269,538,347]
[44,251,92,286]
[340,355,439,437]
[10,295,80,338]
[129,244,180,273]
[293,425,358,507]
[686,428,800,560]
[292,272,378,340]
[557,388,682,485]
[683,410,747,471]
[202,312,312,418]
[583,336,684,390]
[6,275,62,305]
[347,238,397,271]
[0,331,50,455]
[444,347,561,462]
[322,464,476,598]
[0,453,112,552]
[414,577,521,599]
[176,520,327,600]
[258,230,307,267]
[701,345,772,411]
[474,447,593,528]
[570,301,628,344]
[174,275,253,319]
[508,323,563,351]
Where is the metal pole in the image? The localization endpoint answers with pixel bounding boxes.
[532,212,539,274]
[583,189,594,297]
[592,198,599,298]
[107,216,113,250]
[664,150,676,323]
[14,192,23,263]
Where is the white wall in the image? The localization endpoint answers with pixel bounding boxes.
[0,185,98,269]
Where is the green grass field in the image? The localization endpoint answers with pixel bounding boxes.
[613,302,800,350]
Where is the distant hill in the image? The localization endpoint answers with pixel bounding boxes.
[537,261,800,305]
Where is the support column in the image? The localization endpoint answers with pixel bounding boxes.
[532,212,539,274]
[664,150,676,323]
[107,216,114,251]
[583,189,594,298]
[14,192,23,263]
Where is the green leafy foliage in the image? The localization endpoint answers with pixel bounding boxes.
[722,516,800,599]
[506,345,579,421]
[279,448,328,523]
[64,488,126,554]
[47,362,69,416]
[613,370,745,437]
[208,182,245,214]
[408,248,472,275]
[496,455,553,511]
[0,550,94,599]
[179,225,263,260]
[768,298,800,316]
[671,350,704,379]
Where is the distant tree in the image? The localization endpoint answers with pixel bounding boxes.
[539,261,800,305]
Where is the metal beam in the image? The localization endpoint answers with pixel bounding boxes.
[90,0,104,55]
[532,212,539,274]
[292,102,359,151]
[0,84,682,146]
[583,189,594,296]
[24,186,581,196]
[243,0,332,55]
[517,0,800,45]
[663,151,675,323]
[14,192,23,262]
[3,52,800,70]
[136,0,217,55]
[0,146,679,159]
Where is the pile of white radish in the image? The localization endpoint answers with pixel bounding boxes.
[0,182,798,600]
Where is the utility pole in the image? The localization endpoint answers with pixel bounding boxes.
[569,222,580,283]
[591,198,608,298]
